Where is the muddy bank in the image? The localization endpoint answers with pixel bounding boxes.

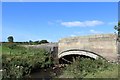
[25,64,66,78]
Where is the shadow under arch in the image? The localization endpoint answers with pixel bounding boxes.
[58,49,107,64]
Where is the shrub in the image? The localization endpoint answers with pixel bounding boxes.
[2,44,53,78]
[59,57,112,78]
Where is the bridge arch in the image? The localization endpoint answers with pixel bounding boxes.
[58,34,118,62]
[58,49,107,63]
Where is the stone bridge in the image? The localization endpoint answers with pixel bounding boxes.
[58,34,118,62]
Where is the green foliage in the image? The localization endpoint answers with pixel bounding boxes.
[0,45,2,53]
[7,36,14,43]
[58,57,117,78]
[8,43,17,49]
[39,40,49,44]
[85,64,118,78]
[28,40,49,45]
[2,43,53,78]
[29,40,33,45]
[114,21,120,41]
[34,40,39,44]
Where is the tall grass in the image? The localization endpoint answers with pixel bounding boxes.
[85,65,118,78]
[58,57,118,78]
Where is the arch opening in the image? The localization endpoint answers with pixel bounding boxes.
[59,54,95,64]
[58,49,107,64]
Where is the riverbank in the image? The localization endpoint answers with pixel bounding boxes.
[1,43,119,79]
[57,58,118,78]
[2,43,54,78]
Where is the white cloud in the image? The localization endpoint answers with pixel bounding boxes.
[48,19,62,25]
[61,20,104,27]
[89,29,103,34]
[70,31,87,37]
[108,22,117,25]
[70,35,76,37]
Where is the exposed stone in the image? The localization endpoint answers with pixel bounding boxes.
[58,34,118,62]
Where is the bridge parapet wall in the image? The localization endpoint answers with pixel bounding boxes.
[58,34,118,61]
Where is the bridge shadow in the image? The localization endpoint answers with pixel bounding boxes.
[59,49,107,64]
[59,54,95,64]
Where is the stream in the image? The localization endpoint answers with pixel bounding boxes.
[26,64,66,79]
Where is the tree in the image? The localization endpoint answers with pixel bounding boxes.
[114,21,120,41]
[29,40,33,45]
[34,40,39,44]
[7,36,14,43]
[39,40,49,44]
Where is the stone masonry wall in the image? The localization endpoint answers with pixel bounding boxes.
[58,34,118,61]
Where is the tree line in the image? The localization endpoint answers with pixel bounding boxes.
[3,36,49,45]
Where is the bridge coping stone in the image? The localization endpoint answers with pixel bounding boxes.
[59,34,117,42]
